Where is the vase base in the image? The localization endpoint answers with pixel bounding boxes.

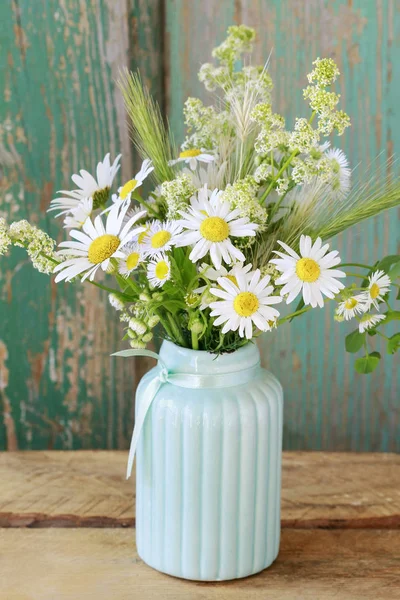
[138,550,280,582]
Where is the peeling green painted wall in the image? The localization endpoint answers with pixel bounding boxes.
[0,0,399,451]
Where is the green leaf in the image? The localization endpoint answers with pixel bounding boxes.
[377,255,400,274]
[354,352,381,374]
[387,333,400,355]
[384,311,400,323]
[345,330,365,353]
[388,260,400,281]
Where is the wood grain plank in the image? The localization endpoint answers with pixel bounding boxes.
[0,528,399,599]
[0,451,399,528]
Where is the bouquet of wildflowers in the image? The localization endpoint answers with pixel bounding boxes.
[1,25,399,374]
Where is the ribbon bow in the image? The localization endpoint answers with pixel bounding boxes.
[113,348,260,479]
[112,349,170,479]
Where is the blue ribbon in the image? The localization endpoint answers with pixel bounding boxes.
[113,348,260,479]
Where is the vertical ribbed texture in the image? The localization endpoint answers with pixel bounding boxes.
[135,367,283,581]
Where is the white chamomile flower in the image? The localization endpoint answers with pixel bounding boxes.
[53,202,146,283]
[177,186,258,270]
[358,313,386,333]
[147,253,171,288]
[210,268,282,339]
[325,148,351,199]
[170,148,215,171]
[141,220,183,256]
[118,159,154,202]
[365,270,391,309]
[195,262,252,309]
[63,198,93,229]
[49,153,121,216]
[336,293,368,320]
[118,242,143,277]
[270,235,346,308]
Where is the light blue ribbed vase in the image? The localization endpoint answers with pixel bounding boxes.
[135,340,283,581]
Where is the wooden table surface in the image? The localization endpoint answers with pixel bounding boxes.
[0,451,399,599]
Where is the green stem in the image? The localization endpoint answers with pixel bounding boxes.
[166,312,187,347]
[278,305,312,324]
[344,272,368,279]
[376,330,390,341]
[191,330,199,350]
[259,150,297,205]
[340,263,373,270]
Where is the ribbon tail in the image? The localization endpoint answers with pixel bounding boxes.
[126,376,163,479]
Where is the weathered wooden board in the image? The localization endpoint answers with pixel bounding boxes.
[165,0,400,452]
[1,528,400,599]
[1,1,399,451]
[0,450,399,528]
[0,0,162,450]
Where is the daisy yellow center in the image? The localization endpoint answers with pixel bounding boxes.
[345,298,358,309]
[120,179,137,200]
[138,228,148,244]
[227,274,238,286]
[126,252,140,271]
[295,258,320,283]
[88,234,120,265]
[370,283,380,299]
[155,260,169,280]
[151,230,171,249]
[233,292,259,317]
[200,217,229,242]
[179,149,201,158]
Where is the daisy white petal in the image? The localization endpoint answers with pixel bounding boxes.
[358,313,386,333]
[49,153,121,217]
[53,202,145,283]
[210,266,282,339]
[147,253,171,288]
[270,235,346,308]
[365,270,391,310]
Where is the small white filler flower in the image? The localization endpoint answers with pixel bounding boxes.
[170,148,215,171]
[358,313,386,333]
[210,267,282,339]
[49,153,121,216]
[365,270,391,309]
[270,235,346,308]
[177,186,258,269]
[53,202,146,282]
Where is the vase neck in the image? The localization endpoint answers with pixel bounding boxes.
[158,340,260,375]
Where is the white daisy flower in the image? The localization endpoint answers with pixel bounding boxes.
[63,198,93,229]
[365,270,391,309]
[177,186,258,269]
[147,253,171,288]
[141,220,183,256]
[118,242,144,277]
[118,159,154,202]
[336,293,368,320]
[49,153,121,216]
[195,262,252,309]
[325,148,351,200]
[53,202,146,283]
[270,235,346,308]
[209,268,282,339]
[170,148,215,171]
[358,313,386,333]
